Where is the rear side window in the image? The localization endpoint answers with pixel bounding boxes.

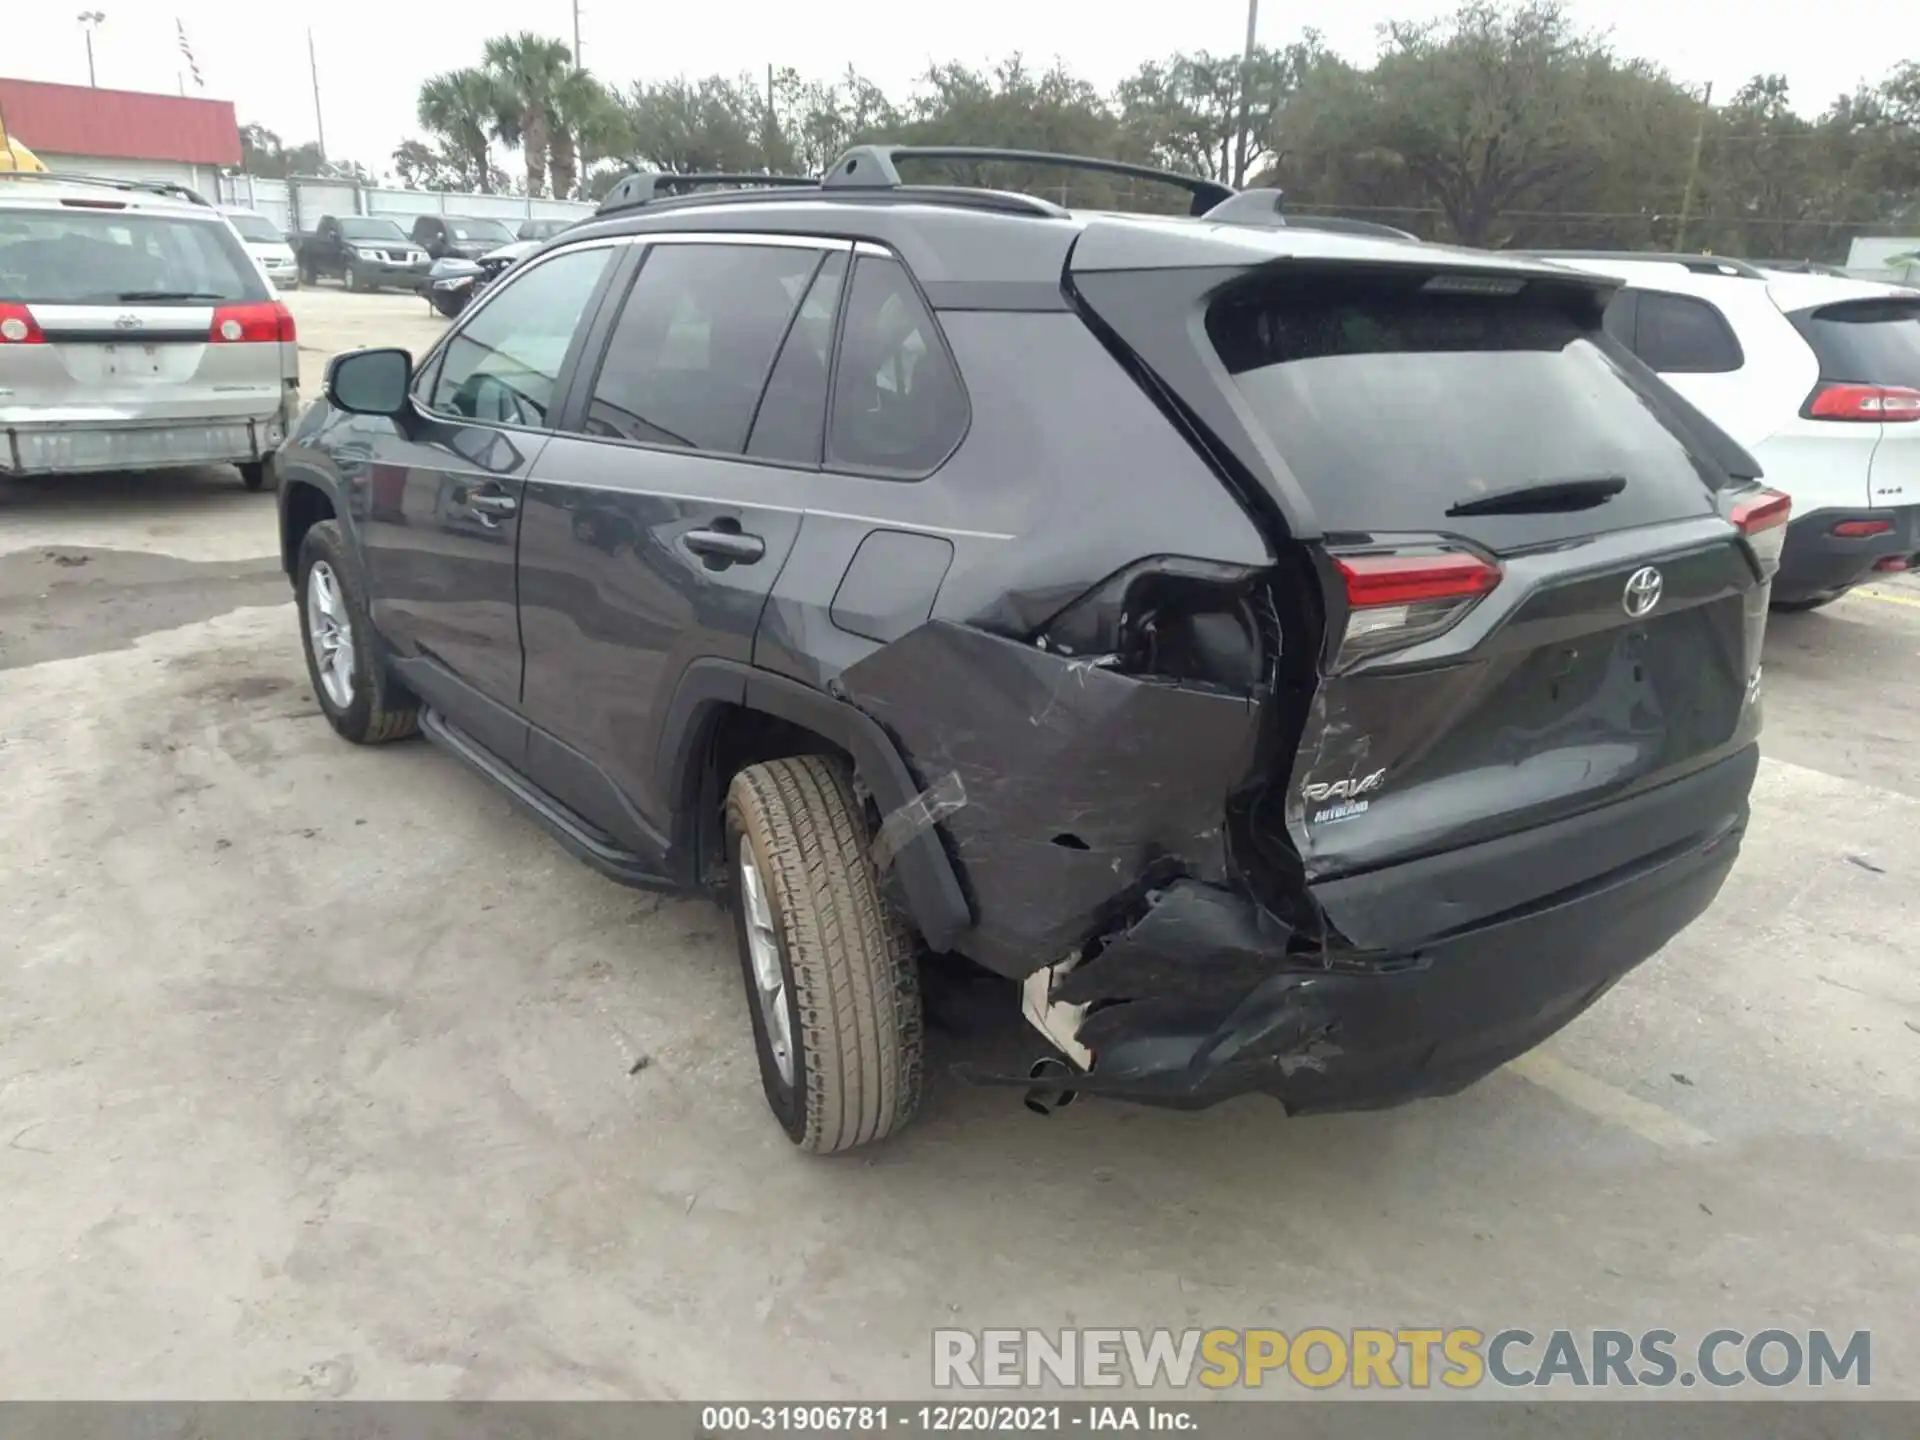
[827,256,968,476]
[1790,298,1920,385]
[1630,291,1744,374]
[580,242,823,455]
[1208,270,1719,540]
[0,211,264,304]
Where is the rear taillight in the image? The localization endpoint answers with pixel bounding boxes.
[0,302,46,345]
[208,300,296,344]
[1727,487,1792,575]
[1332,550,1501,666]
[1803,382,1920,423]
[1833,518,1893,538]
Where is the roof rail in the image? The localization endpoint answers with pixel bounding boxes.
[0,169,212,206]
[597,171,818,215]
[1525,249,1767,280]
[823,145,1234,216]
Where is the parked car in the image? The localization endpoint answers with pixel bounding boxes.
[294,216,430,291]
[1,169,298,489]
[223,208,299,290]
[516,217,577,242]
[1535,251,1920,610]
[409,214,519,262]
[420,238,539,317]
[273,148,1784,1152]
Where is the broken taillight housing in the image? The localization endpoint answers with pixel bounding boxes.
[1724,487,1792,577]
[1330,548,1501,668]
[1033,559,1271,692]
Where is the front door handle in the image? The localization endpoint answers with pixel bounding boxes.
[467,491,518,520]
[683,527,766,567]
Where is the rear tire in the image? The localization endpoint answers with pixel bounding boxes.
[295,520,418,744]
[726,756,924,1153]
[238,461,268,492]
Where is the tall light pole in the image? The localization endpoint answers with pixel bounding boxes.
[77,10,105,88]
[1232,0,1260,188]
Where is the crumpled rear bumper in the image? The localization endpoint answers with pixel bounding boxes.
[959,747,1755,1113]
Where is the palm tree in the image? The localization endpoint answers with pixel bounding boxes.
[416,67,502,193]
[484,32,573,197]
[547,70,619,199]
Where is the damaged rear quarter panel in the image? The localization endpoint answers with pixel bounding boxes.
[837,621,1262,976]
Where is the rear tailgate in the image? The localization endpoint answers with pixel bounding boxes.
[1785,292,1920,509]
[1070,231,1768,936]
[0,204,286,426]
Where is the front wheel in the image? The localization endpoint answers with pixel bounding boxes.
[343,262,362,292]
[295,520,419,744]
[726,756,924,1153]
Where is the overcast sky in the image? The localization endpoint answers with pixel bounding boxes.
[7,0,1894,176]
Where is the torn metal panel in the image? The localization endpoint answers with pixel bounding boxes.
[837,619,1261,977]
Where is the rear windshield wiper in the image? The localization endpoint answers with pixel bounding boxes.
[112,290,230,302]
[1446,475,1628,517]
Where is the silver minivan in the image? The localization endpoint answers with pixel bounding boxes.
[0,172,299,490]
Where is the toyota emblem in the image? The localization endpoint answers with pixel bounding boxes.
[1623,566,1663,618]
[113,314,143,330]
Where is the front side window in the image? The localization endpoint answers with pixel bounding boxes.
[579,242,824,454]
[426,245,611,427]
[826,256,968,475]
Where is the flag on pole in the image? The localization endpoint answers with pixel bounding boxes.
[176,19,204,90]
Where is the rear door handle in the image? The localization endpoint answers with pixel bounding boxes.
[683,528,766,566]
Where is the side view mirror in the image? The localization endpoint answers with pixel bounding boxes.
[325,347,412,418]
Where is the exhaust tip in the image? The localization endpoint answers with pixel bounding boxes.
[1023,1056,1080,1116]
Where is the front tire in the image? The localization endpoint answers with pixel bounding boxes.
[343,262,362,293]
[295,520,418,744]
[726,756,924,1153]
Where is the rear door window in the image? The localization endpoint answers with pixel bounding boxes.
[576,242,823,454]
[1789,298,1920,384]
[1208,269,1719,547]
[746,251,848,465]
[0,211,263,304]
[1630,290,1744,373]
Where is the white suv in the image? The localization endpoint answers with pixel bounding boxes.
[1540,251,1920,609]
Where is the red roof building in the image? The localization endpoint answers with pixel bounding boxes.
[0,76,240,168]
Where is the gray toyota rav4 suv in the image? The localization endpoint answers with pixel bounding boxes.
[273,148,1788,1153]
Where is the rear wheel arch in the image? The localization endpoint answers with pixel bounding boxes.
[654,659,973,952]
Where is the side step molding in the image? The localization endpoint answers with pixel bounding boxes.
[418,707,678,893]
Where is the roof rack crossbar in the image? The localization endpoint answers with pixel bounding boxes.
[823,145,1234,216]
[1524,249,1767,280]
[597,170,819,215]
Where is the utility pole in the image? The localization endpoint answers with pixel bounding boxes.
[1674,80,1713,251]
[1232,0,1260,188]
[77,11,105,88]
[308,29,328,165]
[572,0,582,67]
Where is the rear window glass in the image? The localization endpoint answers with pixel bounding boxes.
[225,213,282,242]
[0,210,263,304]
[1791,299,1920,386]
[1207,272,1718,538]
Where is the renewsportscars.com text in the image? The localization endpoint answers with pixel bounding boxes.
[932,1327,1871,1391]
